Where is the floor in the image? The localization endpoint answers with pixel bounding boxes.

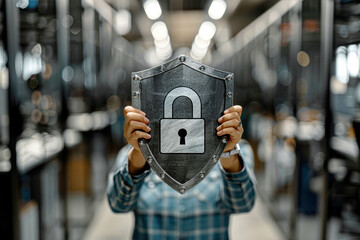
[82,195,285,240]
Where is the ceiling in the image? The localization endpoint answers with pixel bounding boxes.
[107,0,277,51]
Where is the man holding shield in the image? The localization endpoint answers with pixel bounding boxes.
[107,104,256,239]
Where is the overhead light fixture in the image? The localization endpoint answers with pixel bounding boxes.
[194,34,211,49]
[151,21,168,40]
[198,21,216,41]
[347,44,359,77]
[151,21,172,60]
[336,46,348,84]
[156,44,172,60]
[190,40,209,61]
[143,0,162,20]
[115,9,132,36]
[154,35,170,48]
[208,0,227,20]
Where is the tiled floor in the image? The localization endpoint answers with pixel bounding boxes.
[83,195,285,240]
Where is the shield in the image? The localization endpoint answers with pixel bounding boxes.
[132,55,234,194]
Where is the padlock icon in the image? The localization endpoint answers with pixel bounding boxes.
[160,87,205,153]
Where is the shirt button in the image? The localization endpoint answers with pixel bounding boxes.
[148,181,155,188]
[178,205,185,212]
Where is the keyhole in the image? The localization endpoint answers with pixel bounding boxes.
[178,129,187,145]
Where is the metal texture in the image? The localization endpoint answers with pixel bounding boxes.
[132,55,233,194]
[161,87,204,153]
[160,119,205,153]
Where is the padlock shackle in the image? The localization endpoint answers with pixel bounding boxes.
[164,87,201,118]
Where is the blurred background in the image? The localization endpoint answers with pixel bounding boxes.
[1,0,360,239]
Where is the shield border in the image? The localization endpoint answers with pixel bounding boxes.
[132,55,234,194]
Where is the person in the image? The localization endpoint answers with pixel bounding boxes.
[107,105,256,240]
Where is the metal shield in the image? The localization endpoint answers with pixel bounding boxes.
[132,55,234,194]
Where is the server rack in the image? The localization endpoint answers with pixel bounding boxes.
[321,0,360,239]
[1,0,69,239]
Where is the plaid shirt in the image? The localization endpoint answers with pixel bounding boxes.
[107,145,256,240]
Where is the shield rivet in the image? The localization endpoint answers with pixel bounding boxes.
[200,172,205,178]
[160,173,165,179]
[133,74,141,81]
[133,91,140,98]
[227,91,233,98]
[179,56,186,62]
[226,74,233,81]
[199,65,205,71]
[147,156,153,163]
[212,155,218,162]
[222,137,228,144]
[179,187,185,194]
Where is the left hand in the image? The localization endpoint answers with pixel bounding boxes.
[216,105,244,152]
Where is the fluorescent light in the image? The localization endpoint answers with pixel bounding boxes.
[336,47,348,84]
[151,21,168,40]
[347,44,359,77]
[198,21,216,41]
[190,41,208,61]
[154,35,170,48]
[190,49,205,61]
[208,0,227,20]
[143,0,162,20]
[156,45,172,59]
[194,34,211,48]
[115,10,132,35]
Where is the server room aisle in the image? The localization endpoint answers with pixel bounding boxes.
[83,196,285,240]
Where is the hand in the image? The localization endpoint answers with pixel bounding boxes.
[124,106,151,174]
[124,106,151,151]
[216,105,244,152]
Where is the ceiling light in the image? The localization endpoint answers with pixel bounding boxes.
[208,0,227,20]
[115,10,132,36]
[154,35,170,48]
[194,34,211,49]
[190,42,208,61]
[151,21,168,40]
[198,21,216,41]
[336,46,348,84]
[347,44,359,77]
[143,0,162,20]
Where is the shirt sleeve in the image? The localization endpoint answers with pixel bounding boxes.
[106,145,150,213]
[219,151,256,214]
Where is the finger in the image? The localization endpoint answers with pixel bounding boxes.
[124,106,146,116]
[224,105,242,115]
[218,112,240,123]
[216,119,238,131]
[129,130,151,141]
[217,127,243,140]
[125,112,149,125]
[124,113,149,132]
[126,120,151,135]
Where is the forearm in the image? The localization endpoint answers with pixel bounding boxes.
[107,147,149,213]
[220,154,243,173]
[220,144,243,173]
[128,147,148,175]
[220,157,256,213]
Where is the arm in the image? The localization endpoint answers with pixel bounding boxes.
[217,105,256,213]
[107,106,151,213]
[107,145,150,213]
[219,150,256,213]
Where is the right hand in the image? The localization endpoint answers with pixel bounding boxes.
[124,106,151,151]
[124,106,151,174]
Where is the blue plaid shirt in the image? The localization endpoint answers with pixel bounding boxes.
[107,145,256,240]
